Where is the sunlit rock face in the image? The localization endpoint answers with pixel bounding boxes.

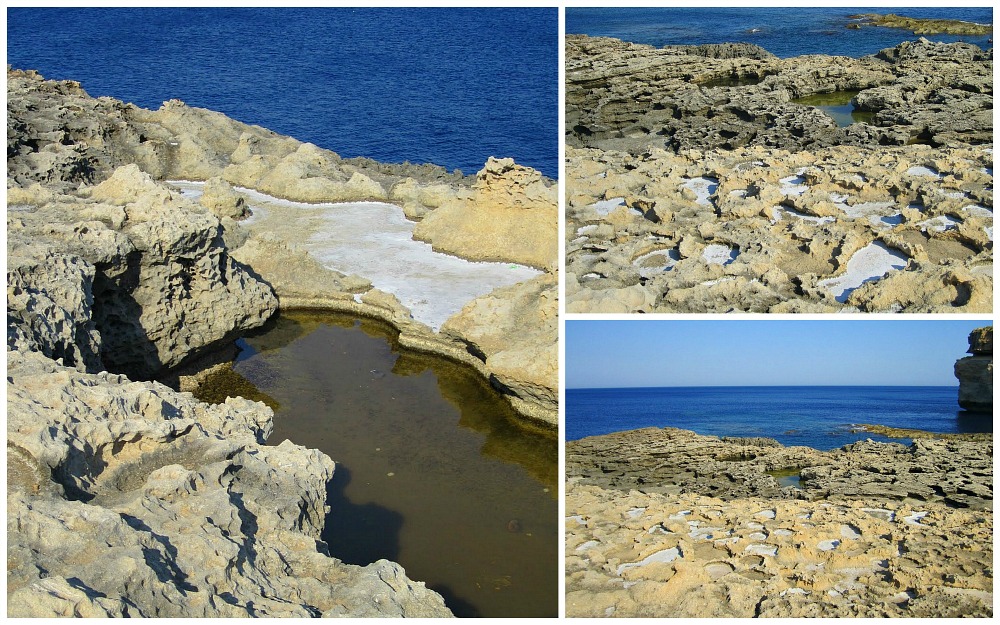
[564,36,992,313]
[955,326,993,412]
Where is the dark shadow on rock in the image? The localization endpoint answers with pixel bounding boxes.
[427,584,481,618]
[91,251,164,378]
[119,513,197,592]
[321,465,403,566]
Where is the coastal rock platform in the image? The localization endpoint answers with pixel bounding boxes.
[566,427,992,617]
[7,68,555,617]
[7,67,558,428]
[565,38,992,313]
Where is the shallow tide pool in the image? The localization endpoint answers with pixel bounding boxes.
[195,311,558,617]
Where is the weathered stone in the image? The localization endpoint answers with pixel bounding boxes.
[6,350,452,617]
[413,157,559,271]
[566,426,992,617]
[955,326,993,412]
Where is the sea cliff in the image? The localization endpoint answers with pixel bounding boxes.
[955,326,993,412]
[7,68,556,616]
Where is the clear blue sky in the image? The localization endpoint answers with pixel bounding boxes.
[566,320,991,388]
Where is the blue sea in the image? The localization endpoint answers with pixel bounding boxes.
[566,386,991,450]
[567,7,993,58]
[6,7,557,178]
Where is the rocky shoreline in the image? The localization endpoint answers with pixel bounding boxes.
[565,37,992,312]
[566,426,993,617]
[850,13,993,36]
[7,68,556,616]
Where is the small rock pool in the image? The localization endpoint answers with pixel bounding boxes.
[792,91,875,127]
[195,311,557,617]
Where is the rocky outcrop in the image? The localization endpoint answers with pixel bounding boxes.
[852,13,993,36]
[7,68,553,617]
[8,68,558,425]
[8,164,277,377]
[955,326,993,412]
[6,68,467,208]
[566,427,993,617]
[6,349,452,617]
[413,157,558,271]
[568,427,992,510]
[566,36,992,153]
[440,273,558,426]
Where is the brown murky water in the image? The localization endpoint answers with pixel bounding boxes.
[792,90,875,126]
[196,311,557,617]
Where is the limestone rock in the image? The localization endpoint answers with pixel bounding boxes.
[6,350,452,617]
[955,326,993,412]
[389,177,459,220]
[8,167,278,378]
[566,143,992,313]
[230,232,371,307]
[566,35,991,152]
[566,481,992,618]
[566,426,992,617]
[441,272,558,427]
[198,175,250,220]
[7,244,103,372]
[568,427,992,510]
[413,157,558,271]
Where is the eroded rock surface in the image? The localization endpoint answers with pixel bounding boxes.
[565,38,992,312]
[8,163,277,378]
[413,157,559,271]
[955,326,993,412]
[8,67,558,426]
[8,67,561,617]
[568,427,992,510]
[7,350,452,617]
[566,483,992,618]
[567,36,992,152]
[566,427,992,617]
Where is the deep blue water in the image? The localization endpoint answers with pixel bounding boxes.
[7,7,557,178]
[567,7,993,58]
[566,386,991,450]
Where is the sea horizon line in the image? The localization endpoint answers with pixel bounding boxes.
[568,384,960,390]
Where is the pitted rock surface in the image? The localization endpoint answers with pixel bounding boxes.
[566,144,992,313]
[566,427,992,617]
[6,350,452,617]
[565,37,992,313]
[566,482,992,618]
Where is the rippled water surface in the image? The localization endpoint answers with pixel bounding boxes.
[567,386,991,450]
[567,7,992,57]
[7,7,558,177]
[196,312,557,617]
